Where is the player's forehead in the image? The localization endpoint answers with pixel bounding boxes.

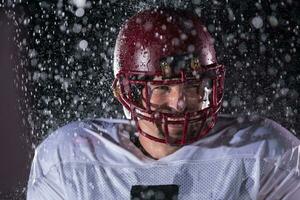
[152,75,182,81]
[148,75,187,86]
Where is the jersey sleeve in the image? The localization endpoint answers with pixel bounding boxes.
[26,120,105,200]
[26,122,78,200]
[26,148,65,200]
[257,119,300,200]
[257,145,300,200]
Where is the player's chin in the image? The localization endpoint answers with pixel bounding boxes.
[166,126,184,138]
[166,123,200,139]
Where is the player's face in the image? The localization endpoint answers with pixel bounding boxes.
[138,79,206,143]
[149,83,202,113]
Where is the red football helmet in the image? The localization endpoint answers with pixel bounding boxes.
[113,8,225,145]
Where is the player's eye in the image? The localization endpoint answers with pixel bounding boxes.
[185,84,200,94]
[152,85,170,95]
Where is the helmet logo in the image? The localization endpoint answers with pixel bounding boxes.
[160,61,172,78]
[191,57,201,70]
[160,55,202,78]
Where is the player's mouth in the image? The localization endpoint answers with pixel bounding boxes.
[165,116,198,121]
[164,119,203,135]
[167,124,183,130]
[165,116,203,125]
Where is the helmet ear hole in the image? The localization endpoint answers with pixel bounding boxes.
[130,84,145,107]
[119,81,147,109]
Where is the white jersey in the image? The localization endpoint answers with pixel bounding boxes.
[27,115,300,200]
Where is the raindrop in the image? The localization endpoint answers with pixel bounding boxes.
[227,7,235,21]
[251,16,263,29]
[280,88,289,96]
[79,40,88,50]
[136,18,142,24]
[73,23,82,33]
[143,21,153,31]
[187,44,195,52]
[284,54,291,62]
[192,0,201,5]
[180,33,188,40]
[171,38,180,46]
[222,100,228,107]
[73,0,86,8]
[75,8,85,17]
[256,96,264,104]
[208,24,215,32]
[268,16,278,27]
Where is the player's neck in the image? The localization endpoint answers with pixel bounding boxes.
[138,135,181,160]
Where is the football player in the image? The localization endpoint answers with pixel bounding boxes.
[27,8,300,200]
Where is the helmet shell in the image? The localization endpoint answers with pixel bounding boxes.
[114,8,217,76]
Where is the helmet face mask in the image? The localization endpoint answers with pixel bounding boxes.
[113,8,225,145]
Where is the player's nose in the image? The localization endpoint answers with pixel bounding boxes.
[167,85,187,113]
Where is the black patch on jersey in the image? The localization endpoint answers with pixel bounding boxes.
[131,184,179,200]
